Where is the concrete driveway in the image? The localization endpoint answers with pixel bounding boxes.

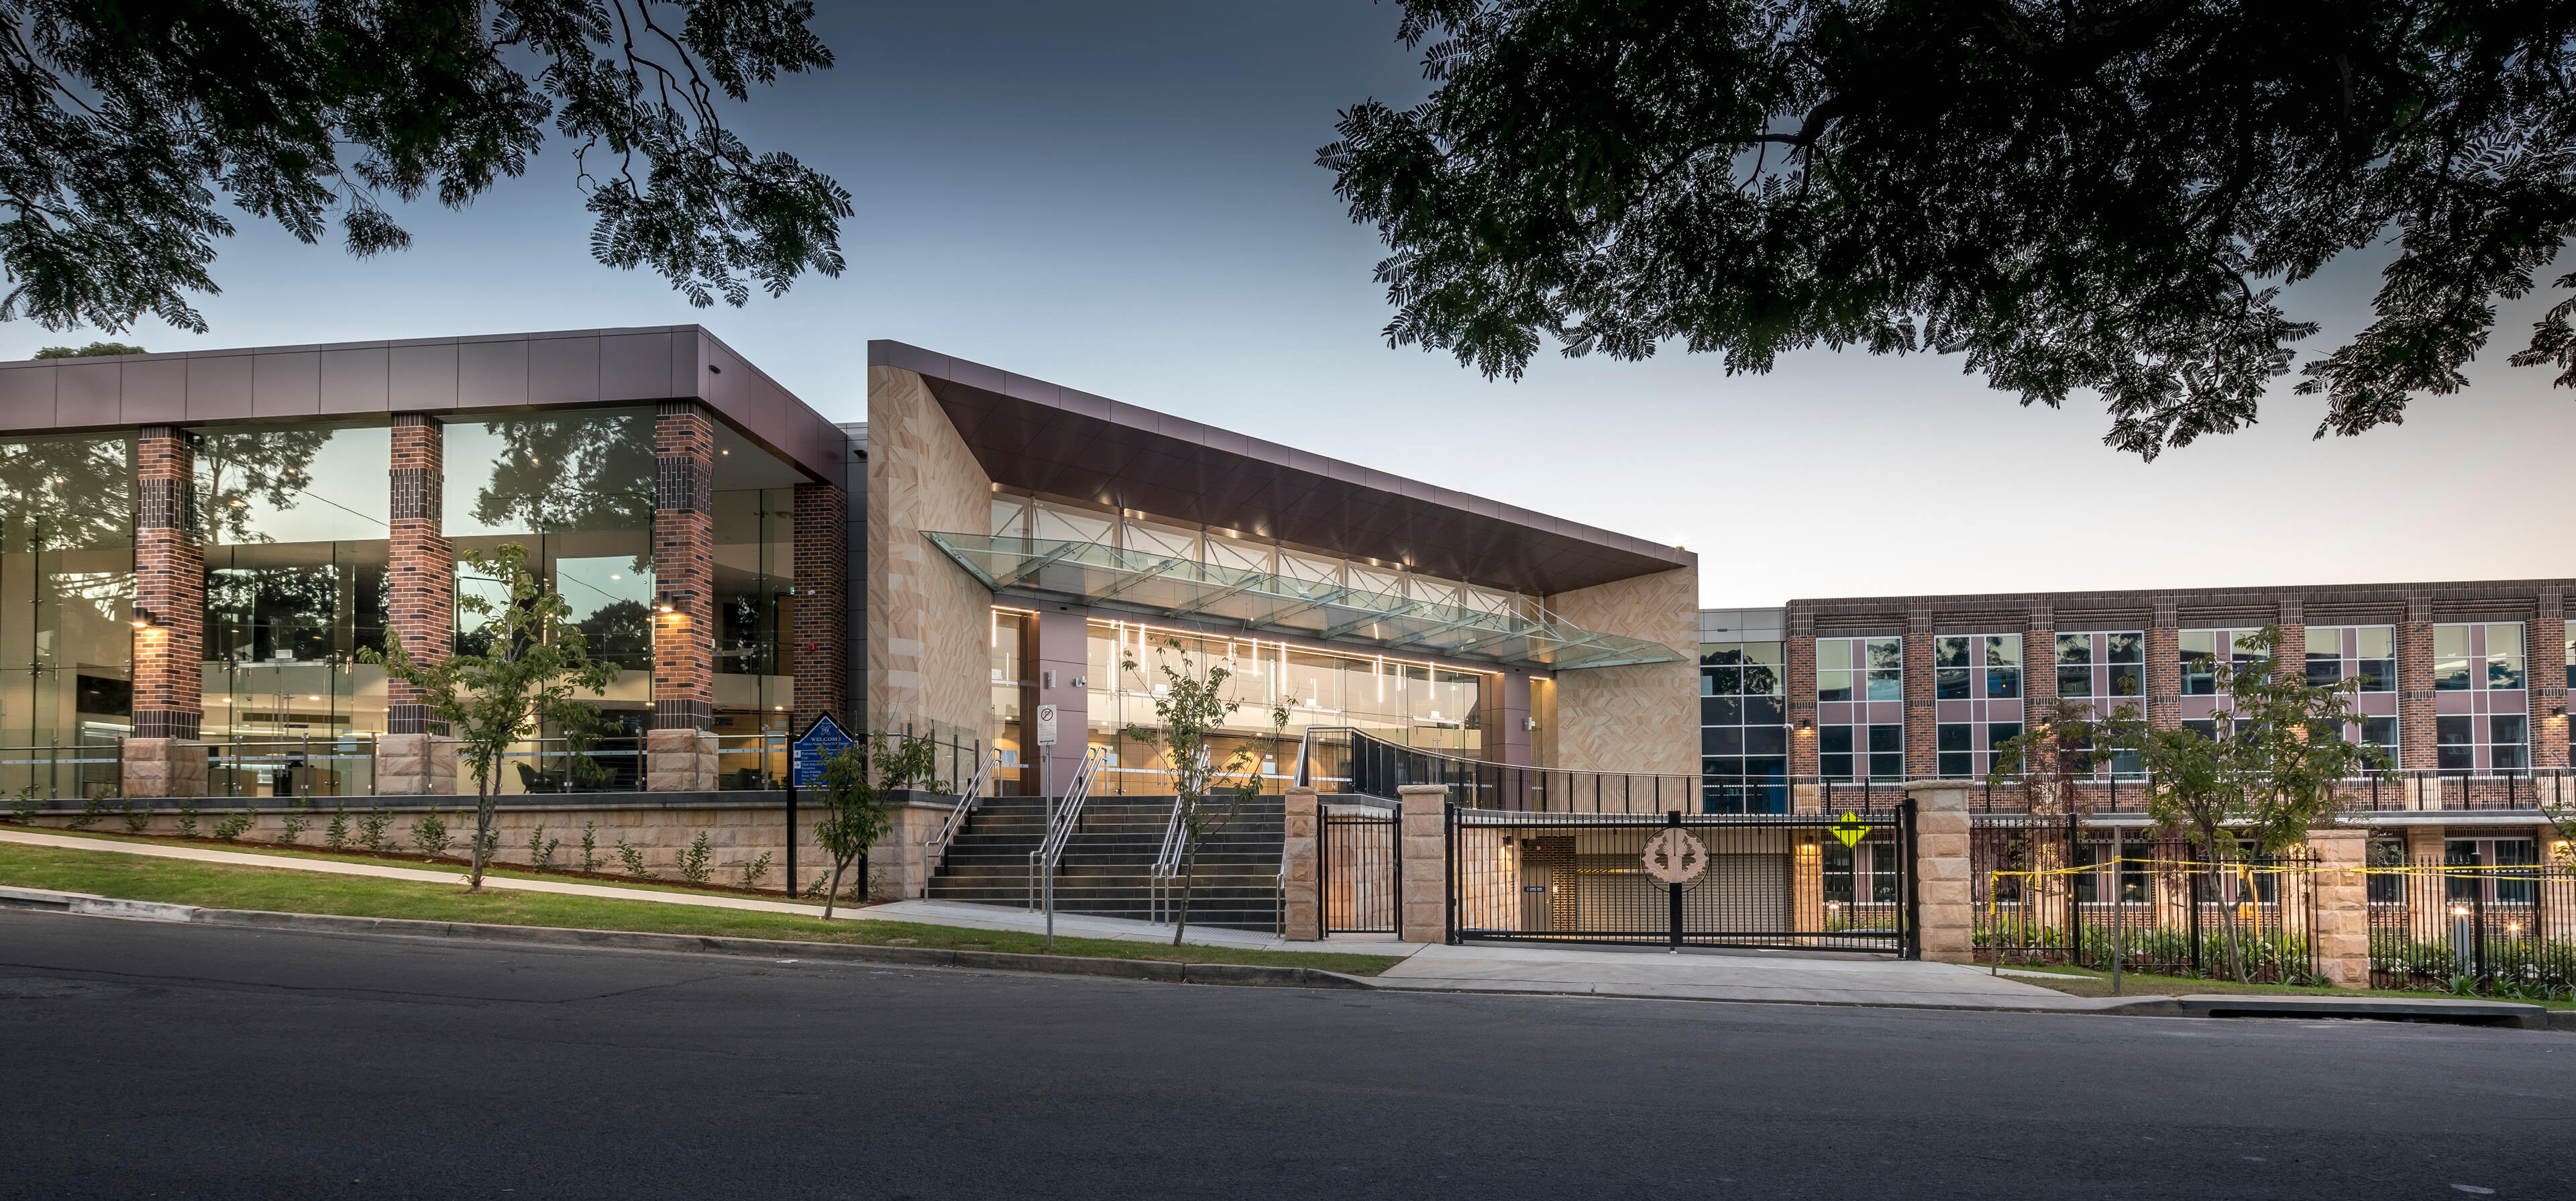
[1378,940,2133,1010]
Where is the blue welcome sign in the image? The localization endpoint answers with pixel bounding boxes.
[791,714,855,788]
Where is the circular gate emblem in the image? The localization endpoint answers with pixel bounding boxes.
[1640,827,1709,884]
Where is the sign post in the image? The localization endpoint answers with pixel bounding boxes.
[1036,704,1059,949]
[791,715,856,903]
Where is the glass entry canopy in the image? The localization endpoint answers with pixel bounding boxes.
[924,532,1678,670]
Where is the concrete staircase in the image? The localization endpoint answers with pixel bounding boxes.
[924,795,1286,932]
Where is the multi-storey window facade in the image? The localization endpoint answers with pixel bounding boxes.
[1701,641,1787,813]
[2059,631,2145,702]
[1817,635,1902,781]
[2432,623,2528,774]
[2306,625,2400,764]
[1932,633,2021,778]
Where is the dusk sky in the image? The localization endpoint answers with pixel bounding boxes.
[16,2,2573,607]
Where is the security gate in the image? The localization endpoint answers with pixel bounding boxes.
[1322,805,1399,935]
[1448,804,1918,955]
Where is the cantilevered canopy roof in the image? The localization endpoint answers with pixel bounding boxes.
[926,533,1680,670]
[873,341,1692,597]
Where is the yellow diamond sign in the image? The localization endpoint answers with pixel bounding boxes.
[1832,811,1869,848]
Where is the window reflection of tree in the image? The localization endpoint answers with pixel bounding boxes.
[471,416,655,534]
[207,565,342,663]
[192,431,330,545]
[578,600,651,670]
[0,439,134,635]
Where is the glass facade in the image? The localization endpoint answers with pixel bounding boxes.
[1816,636,1902,782]
[711,486,796,741]
[1700,641,1786,812]
[197,423,390,752]
[0,434,133,775]
[1932,633,2022,779]
[2430,623,2528,774]
[1079,616,1485,794]
[445,411,657,790]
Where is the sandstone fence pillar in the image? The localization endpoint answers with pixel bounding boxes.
[1907,780,1974,962]
[1281,787,1321,941]
[1399,784,1448,944]
[2307,828,2371,988]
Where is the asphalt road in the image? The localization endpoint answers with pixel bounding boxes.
[0,909,2569,1200]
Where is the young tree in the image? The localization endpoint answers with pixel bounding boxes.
[1121,636,1288,947]
[812,733,940,920]
[1988,696,2149,817]
[1323,3,2576,460]
[2120,626,2390,982]
[363,542,616,892]
[0,0,849,336]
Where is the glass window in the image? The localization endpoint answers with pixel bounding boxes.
[2106,631,2143,698]
[0,434,133,769]
[2355,625,2396,692]
[1817,637,1851,702]
[2180,630,2217,695]
[1934,636,1970,700]
[2306,627,2342,686]
[1702,641,1788,812]
[1937,723,1972,778]
[2056,632,2092,697]
[2434,624,2473,690]
[2491,715,2528,772]
[2488,623,2525,690]
[1864,637,1902,701]
[1866,723,1904,780]
[2436,715,2473,772]
[1986,634,2021,698]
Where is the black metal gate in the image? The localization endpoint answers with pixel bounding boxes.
[1447,804,1918,955]
[1322,805,1399,935]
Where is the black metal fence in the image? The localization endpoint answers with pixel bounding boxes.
[1972,815,2322,984]
[1321,806,1398,935]
[1449,805,1916,954]
[2369,859,2576,999]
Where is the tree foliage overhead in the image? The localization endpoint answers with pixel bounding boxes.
[1321,1,2576,460]
[0,0,851,335]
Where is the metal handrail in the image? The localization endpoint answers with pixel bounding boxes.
[923,750,998,884]
[1146,746,1210,925]
[1026,745,1108,911]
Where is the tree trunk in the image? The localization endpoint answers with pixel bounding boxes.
[1172,841,1197,947]
[2217,861,2249,984]
[822,860,847,921]
[467,764,495,892]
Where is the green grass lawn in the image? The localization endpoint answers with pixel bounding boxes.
[2000,961,2576,1009]
[0,841,1406,977]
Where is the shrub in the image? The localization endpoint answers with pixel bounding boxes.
[410,809,452,857]
[676,831,714,884]
[276,799,313,845]
[579,820,602,873]
[357,806,393,853]
[66,793,110,831]
[211,810,252,841]
[174,800,200,839]
[6,786,41,825]
[323,803,350,850]
[121,801,150,835]
[527,824,560,870]
[615,838,654,878]
[737,851,773,890]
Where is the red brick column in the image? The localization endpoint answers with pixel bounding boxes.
[1904,612,1934,779]
[386,415,451,733]
[2531,594,2567,771]
[649,403,716,790]
[2146,600,2180,730]
[132,427,201,740]
[2398,603,2436,772]
[791,482,849,731]
[2021,609,2055,805]
[1786,617,1818,782]
[127,425,206,798]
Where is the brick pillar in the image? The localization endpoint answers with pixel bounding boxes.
[2398,598,2435,774]
[792,482,849,732]
[380,414,456,796]
[648,403,717,791]
[1906,780,1974,963]
[2146,600,2181,730]
[2532,592,2567,771]
[2276,596,2306,712]
[125,426,205,798]
[1904,613,1933,779]
[2308,828,2370,988]
[1282,786,1321,941]
[1786,619,1818,811]
[1398,784,1448,944]
[2023,607,2057,811]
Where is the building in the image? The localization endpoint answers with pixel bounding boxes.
[0,328,1699,887]
[1699,582,2573,865]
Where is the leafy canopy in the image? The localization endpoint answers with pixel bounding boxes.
[812,733,939,918]
[1322,1,2576,459]
[0,0,851,335]
[31,342,142,358]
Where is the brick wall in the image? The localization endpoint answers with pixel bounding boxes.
[1786,624,1817,778]
[2144,611,2180,730]
[2398,609,2435,770]
[2532,594,2567,770]
[792,482,849,729]
[1903,614,1935,777]
[131,427,201,739]
[653,403,715,731]
[386,414,451,734]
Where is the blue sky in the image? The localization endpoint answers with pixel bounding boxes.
[15,2,2573,607]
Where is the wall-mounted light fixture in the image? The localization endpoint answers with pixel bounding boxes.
[131,607,158,629]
